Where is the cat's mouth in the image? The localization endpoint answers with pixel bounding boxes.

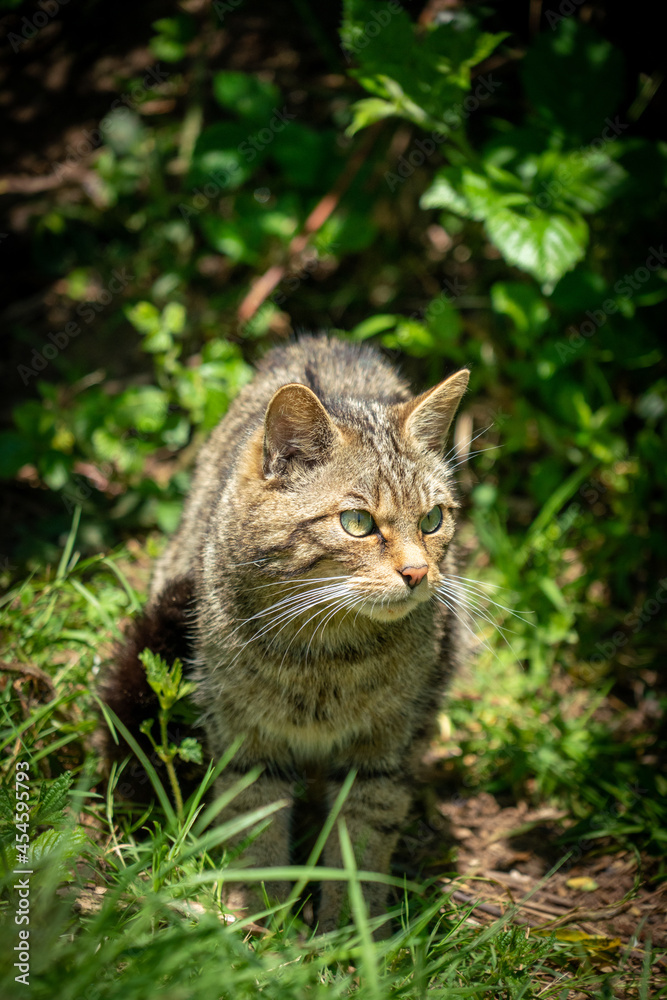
[356,588,426,622]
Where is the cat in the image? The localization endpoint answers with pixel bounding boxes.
[101,334,470,933]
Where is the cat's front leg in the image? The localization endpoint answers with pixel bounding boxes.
[318,773,412,935]
[214,768,293,920]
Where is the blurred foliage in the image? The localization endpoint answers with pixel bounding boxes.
[1,1,665,846]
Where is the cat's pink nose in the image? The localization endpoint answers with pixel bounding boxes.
[400,565,428,589]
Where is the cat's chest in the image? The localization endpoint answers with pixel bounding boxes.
[202,624,437,758]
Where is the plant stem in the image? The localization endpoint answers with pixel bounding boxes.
[159,707,184,818]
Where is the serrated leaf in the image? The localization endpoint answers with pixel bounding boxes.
[33,773,72,825]
[30,826,90,871]
[177,738,203,764]
[485,205,588,284]
[0,785,15,823]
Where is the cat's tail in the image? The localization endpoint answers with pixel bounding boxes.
[95,576,206,804]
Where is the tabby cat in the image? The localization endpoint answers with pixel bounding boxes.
[102,335,470,933]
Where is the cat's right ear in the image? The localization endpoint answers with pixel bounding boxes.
[263,383,339,479]
[400,368,470,454]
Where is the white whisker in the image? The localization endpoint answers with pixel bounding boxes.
[433,592,495,658]
[443,423,493,463]
[440,584,520,640]
[447,444,503,471]
[443,577,534,626]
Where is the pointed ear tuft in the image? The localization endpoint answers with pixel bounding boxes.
[401,368,470,454]
[263,383,339,478]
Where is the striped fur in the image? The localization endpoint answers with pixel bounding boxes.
[117,335,470,931]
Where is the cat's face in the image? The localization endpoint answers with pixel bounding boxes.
[229,370,468,631]
[266,439,458,623]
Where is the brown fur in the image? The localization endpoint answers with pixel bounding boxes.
[97,576,204,802]
[101,335,470,932]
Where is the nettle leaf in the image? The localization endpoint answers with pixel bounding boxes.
[29,826,90,875]
[485,205,588,284]
[519,150,627,213]
[423,165,588,283]
[521,19,625,144]
[33,773,73,825]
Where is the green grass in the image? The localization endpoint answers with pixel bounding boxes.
[1,515,665,999]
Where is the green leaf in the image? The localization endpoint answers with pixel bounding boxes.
[423,165,588,282]
[29,826,90,872]
[33,773,72,825]
[139,650,195,711]
[162,301,186,336]
[212,71,281,121]
[115,387,169,434]
[126,301,161,337]
[425,294,462,344]
[382,320,438,357]
[544,150,627,212]
[347,314,398,341]
[347,97,399,136]
[421,168,471,216]
[199,216,258,264]
[341,0,504,131]
[177,738,204,764]
[485,205,588,284]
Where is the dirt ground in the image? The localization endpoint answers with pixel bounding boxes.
[395,774,666,989]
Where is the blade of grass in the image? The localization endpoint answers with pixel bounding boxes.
[56,506,82,580]
[275,767,358,928]
[96,698,176,824]
[338,818,381,998]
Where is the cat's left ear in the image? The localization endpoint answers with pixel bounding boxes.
[400,368,470,453]
[263,383,340,478]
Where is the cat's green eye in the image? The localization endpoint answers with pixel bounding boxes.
[420,505,442,534]
[340,509,375,537]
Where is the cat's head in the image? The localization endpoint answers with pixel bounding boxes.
[233,368,469,626]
